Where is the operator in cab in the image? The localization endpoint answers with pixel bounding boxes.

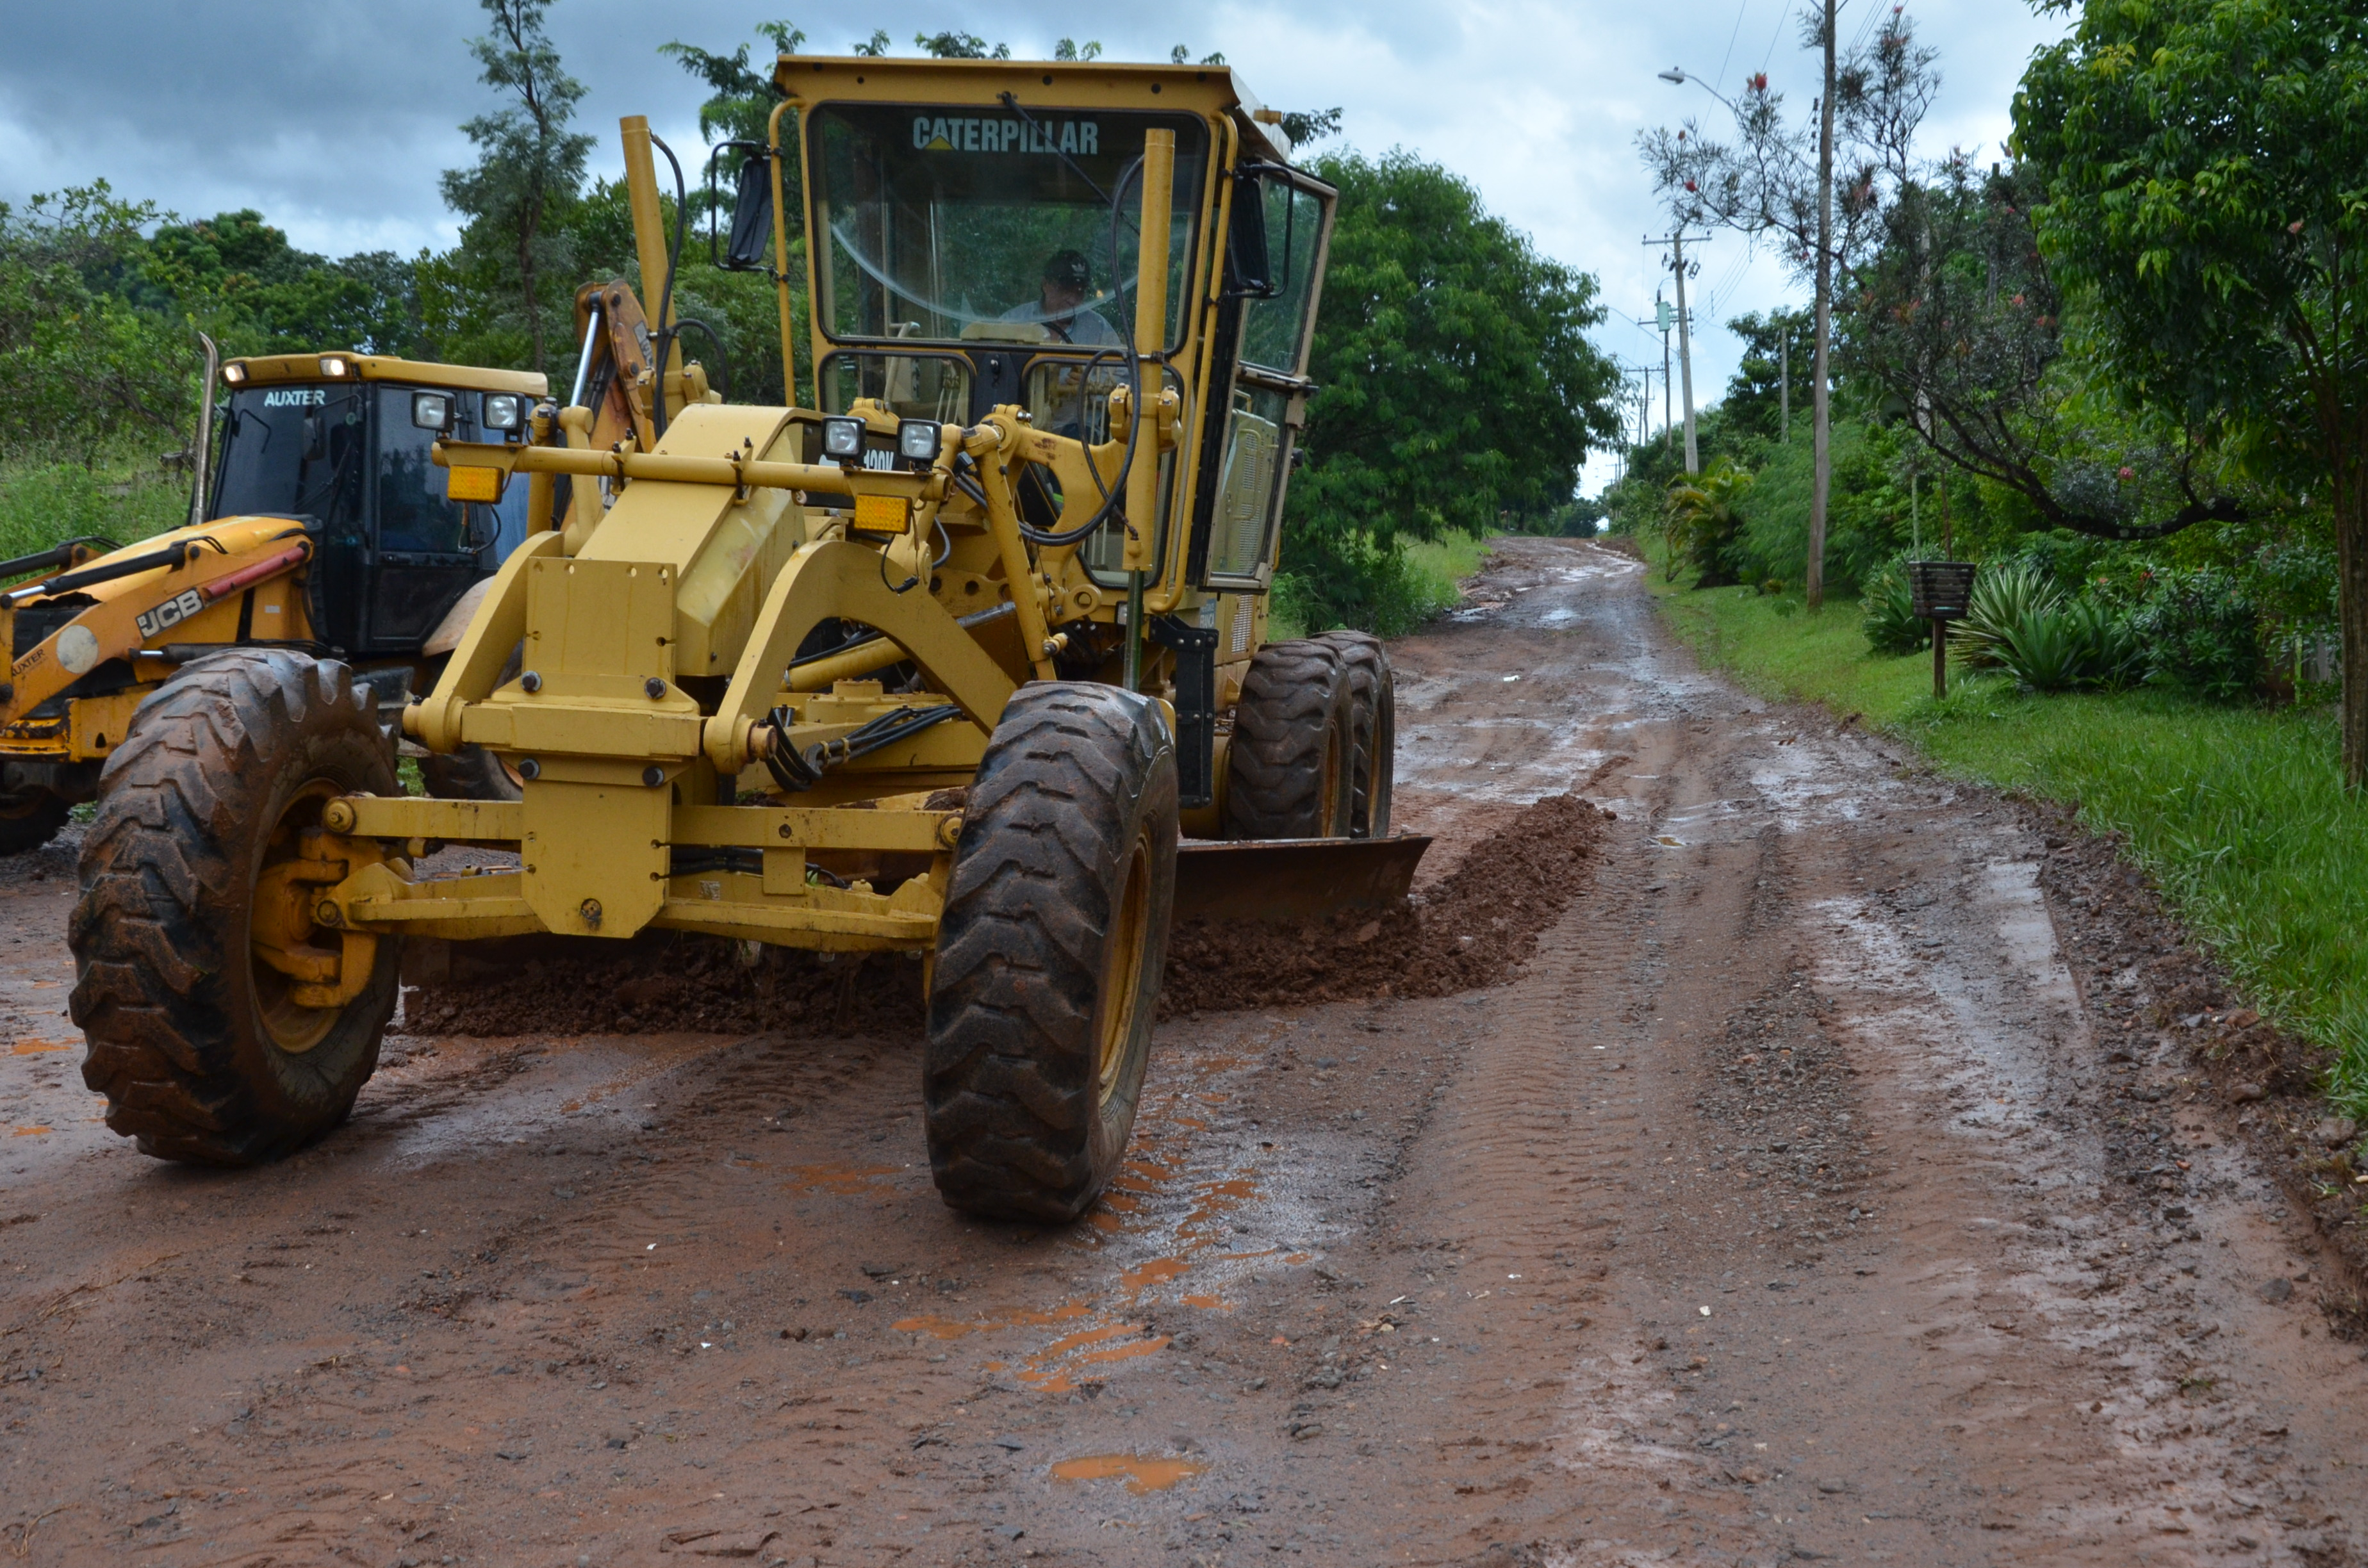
[998,249,1122,347]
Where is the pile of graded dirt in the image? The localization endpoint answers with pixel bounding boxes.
[1158,792,1612,1015]
[400,940,926,1041]
[402,793,1611,1038]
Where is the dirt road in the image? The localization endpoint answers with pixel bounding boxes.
[5,535,2366,1566]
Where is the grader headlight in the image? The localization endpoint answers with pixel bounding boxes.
[897,418,942,462]
[821,416,866,462]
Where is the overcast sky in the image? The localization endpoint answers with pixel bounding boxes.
[0,0,2066,495]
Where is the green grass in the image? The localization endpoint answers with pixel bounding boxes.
[1655,576,2368,1116]
[0,446,191,565]
[1404,530,1496,608]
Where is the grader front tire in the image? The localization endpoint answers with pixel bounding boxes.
[925,683,1179,1222]
[1222,638,1354,840]
[68,650,400,1166]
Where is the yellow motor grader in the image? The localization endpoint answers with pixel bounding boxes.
[67,60,1416,1221]
[0,352,558,853]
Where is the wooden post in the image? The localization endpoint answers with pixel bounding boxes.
[1933,619,1948,699]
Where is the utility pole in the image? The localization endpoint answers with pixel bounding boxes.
[1647,234,1707,475]
[1808,0,1837,610]
[1655,292,1673,453]
[1674,236,1699,475]
[1779,328,1790,445]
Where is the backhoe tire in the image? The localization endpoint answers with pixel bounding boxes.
[418,746,522,803]
[925,683,1178,1223]
[1315,630,1395,839]
[68,650,402,1166]
[1222,637,1354,840]
[0,791,70,856]
[417,643,523,802]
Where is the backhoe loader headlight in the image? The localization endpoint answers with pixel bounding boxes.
[896,419,941,462]
[821,416,866,462]
[222,363,246,384]
[481,393,523,432]
[318,355,351,378]
[411,391,454,431]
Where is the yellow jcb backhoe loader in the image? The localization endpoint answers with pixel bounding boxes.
[66,64,1422,1224]
[0,350,561,851]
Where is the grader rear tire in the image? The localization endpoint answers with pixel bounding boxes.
[1315,630,1395,838]
[1222,637,1354,840]
[68,650,401,1165]
[925,683,1179,1222]
[0,791,71,856]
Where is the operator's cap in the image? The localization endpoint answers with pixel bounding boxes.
[1044,249,1092,291]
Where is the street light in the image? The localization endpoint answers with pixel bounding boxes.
[1658,66,1738,113]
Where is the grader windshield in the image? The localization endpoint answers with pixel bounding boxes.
[810,104,1207,355]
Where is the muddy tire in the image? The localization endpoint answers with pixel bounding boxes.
[418,746,522,803]
[1222,637,1354,840]
[418,643,523,802]
[68,650,401,1165]
[1315,630,1395,838]
[0,791,70,856]
[925,683,1178,1222]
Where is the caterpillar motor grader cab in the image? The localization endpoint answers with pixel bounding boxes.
[0,352,561,853]
[66,63,1420,1223]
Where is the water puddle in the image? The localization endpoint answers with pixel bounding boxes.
[1049,1454,1208,1494]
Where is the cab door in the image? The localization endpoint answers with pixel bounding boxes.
[1191,166,1334,591]
[365,385,486,653]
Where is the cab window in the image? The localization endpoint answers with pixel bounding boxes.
[375,386,470,554]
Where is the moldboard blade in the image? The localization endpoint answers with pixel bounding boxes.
[1171,835,1431,925]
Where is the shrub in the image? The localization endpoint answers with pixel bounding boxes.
[1950,562,2060,669]
[1862,558,1928,655]
[2127,568,2262,700]
[1996,597,2141,692]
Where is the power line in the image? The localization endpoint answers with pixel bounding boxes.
[1714,0,1750,92]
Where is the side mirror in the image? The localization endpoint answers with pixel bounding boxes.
[301,412,327,461]
[1225,172,1275,298]
[721,154,775,273]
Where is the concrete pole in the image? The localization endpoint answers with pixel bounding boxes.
[1807,0,1837,611]
[1674,235,1699,475]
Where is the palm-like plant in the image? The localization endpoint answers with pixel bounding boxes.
[1661,457,1755,585]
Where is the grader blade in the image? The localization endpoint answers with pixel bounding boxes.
[1172,835,1431,926]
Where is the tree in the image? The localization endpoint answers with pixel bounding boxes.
[661,22,805,149]
[2016,0,2368,782]
[916,31,1008,60]
[1723,308,1813,445]
[1285,150,1623,626]
[440,0,594,374]
[1639,5,1940,608]
[1845,156,2250,541]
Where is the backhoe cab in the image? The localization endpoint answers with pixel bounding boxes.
[1,352,551,851]
[67,62,1419,1221]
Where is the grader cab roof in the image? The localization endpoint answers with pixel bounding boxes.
[223,353,548,397]
[772,54,1302,165]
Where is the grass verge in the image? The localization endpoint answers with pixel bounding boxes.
[1,447,190,563]
[1653,575,2368,1117]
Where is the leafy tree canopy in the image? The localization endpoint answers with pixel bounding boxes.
[2015,0,2368,778]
